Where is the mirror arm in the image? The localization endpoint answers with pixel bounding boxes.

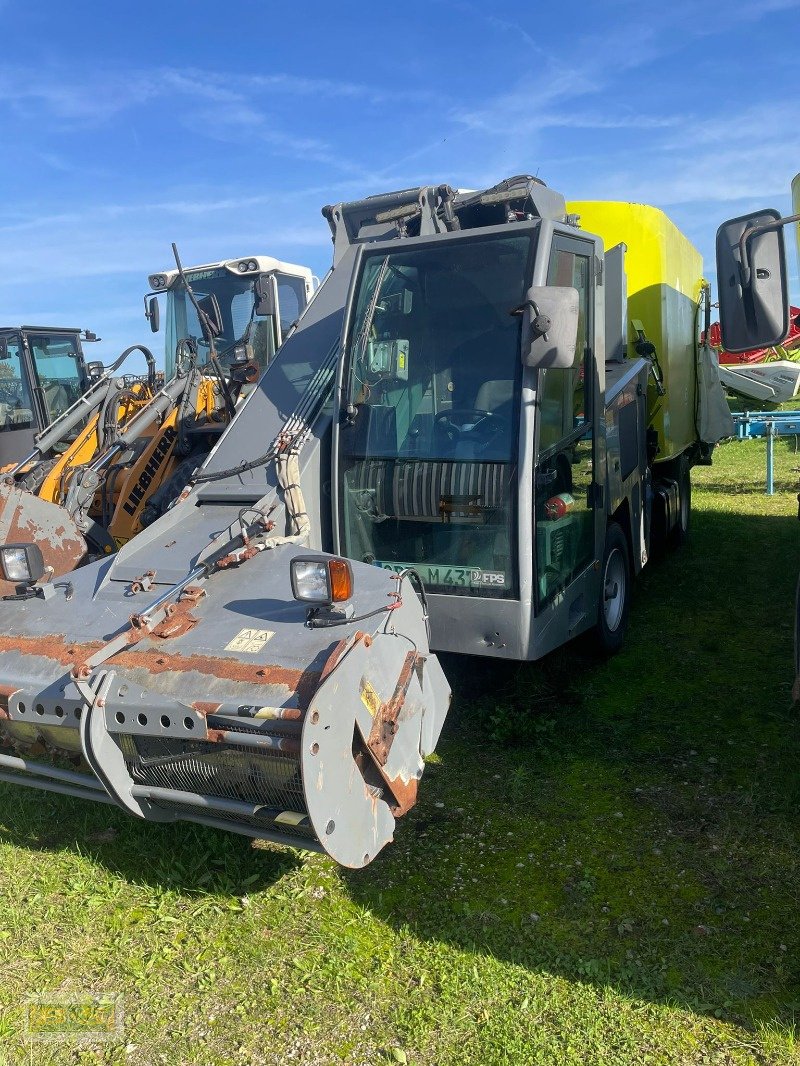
[739,213,800,288]
[528,300,552,341]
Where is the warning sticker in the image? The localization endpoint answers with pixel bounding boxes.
[359,679,381,717]
[224,628,274,654]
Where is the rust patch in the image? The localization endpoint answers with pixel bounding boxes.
[0,683,18,716]
[149,612,198,639]
[0,483,87,596]
[382,772,418,817]
[0,633,321,707]
[192,701,223,716]
[353,726,419,818]
[367,652,418,766]
[318,638,351,685]
[203,726,300,756]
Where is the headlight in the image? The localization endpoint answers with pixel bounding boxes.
[238,261,249,273]
[248,259,258,271]
[290,556,353,605]
[149,274,167,290]
[0,543,45,585]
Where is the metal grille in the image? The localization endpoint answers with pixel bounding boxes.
[351,458,508,521]
[119,734,307,814]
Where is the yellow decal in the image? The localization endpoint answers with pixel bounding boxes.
[224,628,274,653]
[359,679,381,717]
[273,810,308,826]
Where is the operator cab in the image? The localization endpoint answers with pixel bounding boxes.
[0,326,92,467]
[332,180,600,660]
[145,256,315,381]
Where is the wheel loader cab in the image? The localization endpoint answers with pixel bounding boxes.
[149,258,314,380]
[0,326,89,467]
[334,219,605,660]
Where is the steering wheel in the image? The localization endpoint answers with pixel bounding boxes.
[434,408,508,449]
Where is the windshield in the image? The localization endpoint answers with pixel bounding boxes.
[28,332,85,422]
[164,269,277,379]
[338,231,532,599]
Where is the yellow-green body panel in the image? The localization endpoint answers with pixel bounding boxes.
[568,200,703,465]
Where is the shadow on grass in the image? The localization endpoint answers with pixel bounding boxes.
[0,508,797,1037]
[0,790,301,896]
[342,508,800,1034]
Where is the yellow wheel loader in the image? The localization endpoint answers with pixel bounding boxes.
[0,251,314,594]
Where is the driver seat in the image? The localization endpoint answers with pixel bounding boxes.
[475,379,514,420]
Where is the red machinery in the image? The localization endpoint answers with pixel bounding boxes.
[707,307,800,364]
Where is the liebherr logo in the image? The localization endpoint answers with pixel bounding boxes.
[122,426,177,516]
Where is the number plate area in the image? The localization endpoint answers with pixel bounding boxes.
[375,560,507,592]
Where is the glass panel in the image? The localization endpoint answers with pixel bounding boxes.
[163,268,277,378]
[535,247,594,606]
[276,273,307,335]
[339,232,532,599]
[0,335,33,431]
[27,333,85,422]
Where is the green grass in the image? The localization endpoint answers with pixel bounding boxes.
[1,436,799,1065]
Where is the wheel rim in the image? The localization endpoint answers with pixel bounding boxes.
[603,548,626,632]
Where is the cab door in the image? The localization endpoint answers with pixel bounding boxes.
[533,234,601,613]
[0,332,39,466]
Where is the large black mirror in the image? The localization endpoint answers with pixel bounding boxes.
[197,293,223,342]
[254,274,276,318]
[715,209,790,353]
[147,295,160,334]
[522,286,579,369]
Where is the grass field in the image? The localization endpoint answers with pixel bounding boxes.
[0,436,799,1065]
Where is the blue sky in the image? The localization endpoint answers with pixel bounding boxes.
[0,0,797,369]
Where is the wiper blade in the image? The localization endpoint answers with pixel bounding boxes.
[353,255,389,364]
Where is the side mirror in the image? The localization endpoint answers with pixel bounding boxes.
[197,293,223,342]
[715,209,790,353]
[521,286,579,369]
[0,338,8,360]
[147,295,160,333]
[254,273,276,318]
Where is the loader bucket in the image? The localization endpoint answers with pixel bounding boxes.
[0,550,451,866]
[0,481,87,596]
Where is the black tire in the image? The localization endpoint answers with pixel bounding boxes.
[669,457,691,548]
[594,521,631,656]
[793,573,800,701]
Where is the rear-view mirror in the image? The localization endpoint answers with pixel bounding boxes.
[197,293,223,342]
[522,286,579,369]
[254,274,276,318]
[147,295,160,333]
[715,209,790,353]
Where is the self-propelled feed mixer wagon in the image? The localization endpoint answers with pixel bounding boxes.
[0,176,728,864]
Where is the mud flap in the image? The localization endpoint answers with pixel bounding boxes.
[300,630,450,868]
